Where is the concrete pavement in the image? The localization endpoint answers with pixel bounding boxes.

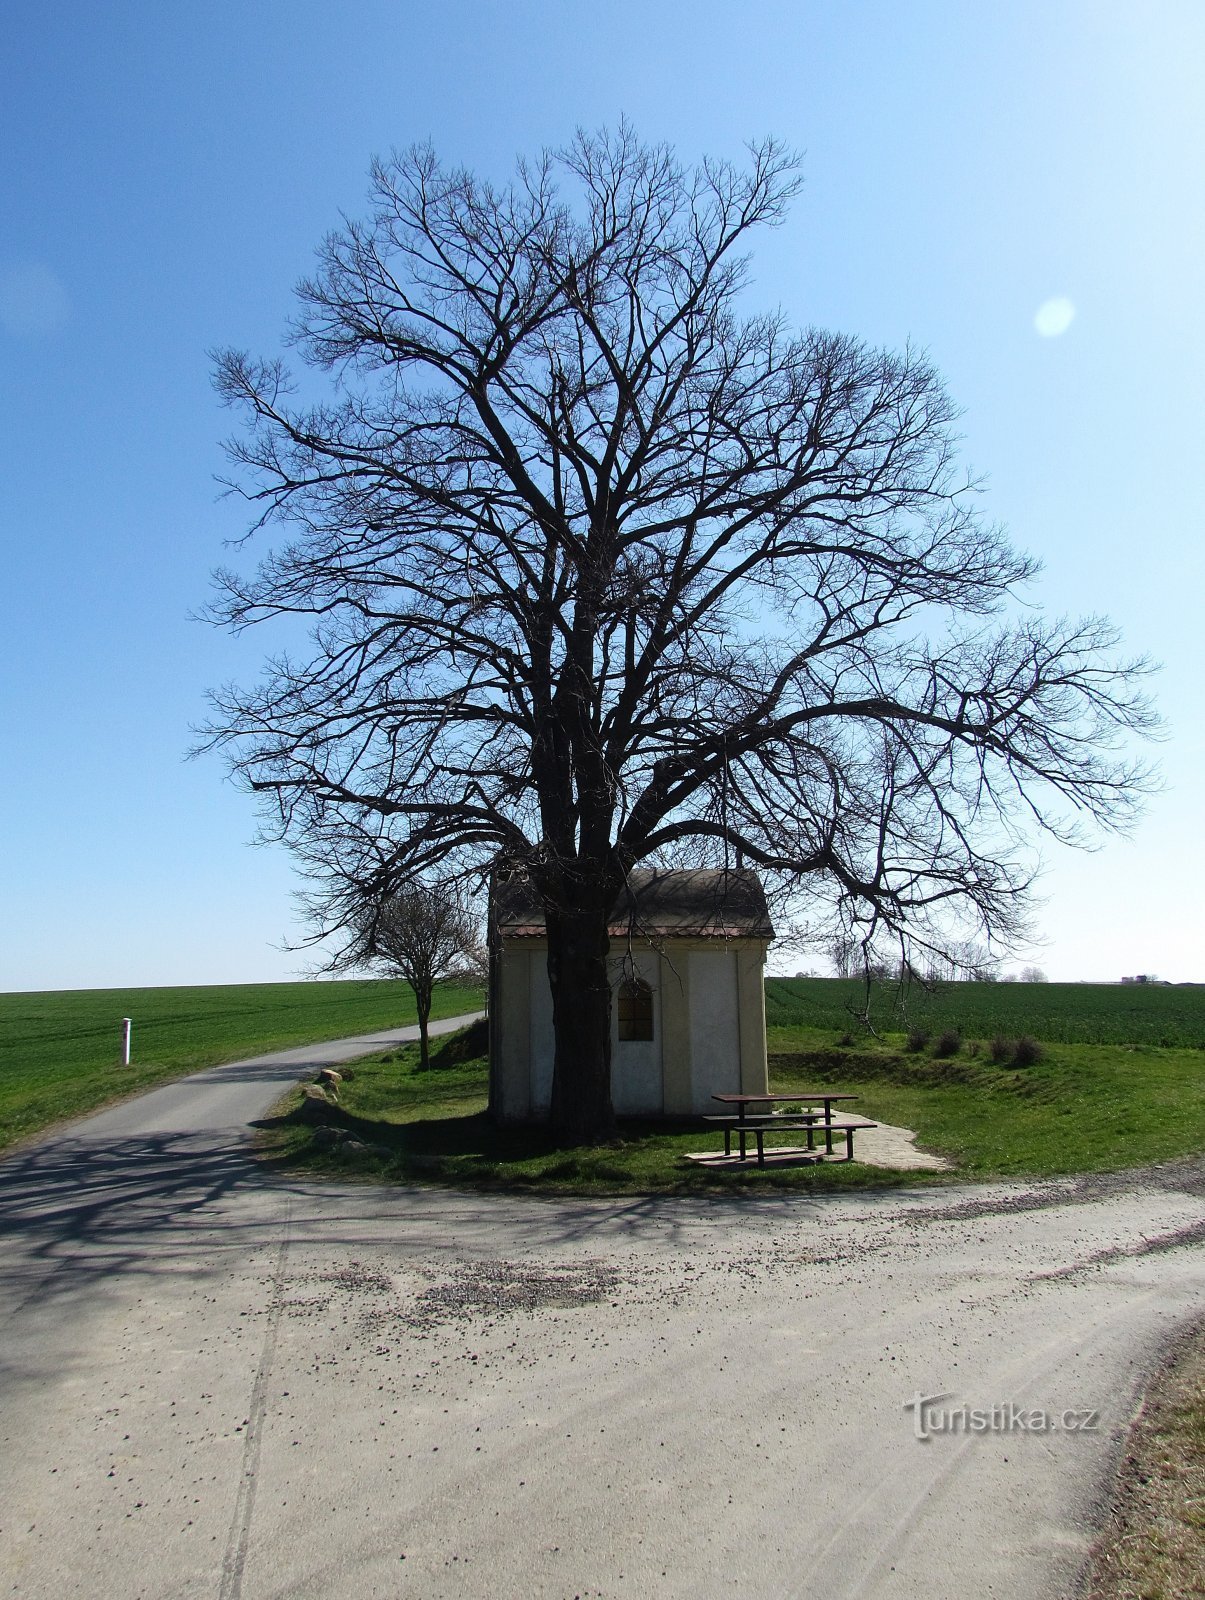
[1,1019,1203,1598]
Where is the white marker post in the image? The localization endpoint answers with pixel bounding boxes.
[121,1017,132,1066]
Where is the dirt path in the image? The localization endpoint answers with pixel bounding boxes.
[1,1028,1203,1598]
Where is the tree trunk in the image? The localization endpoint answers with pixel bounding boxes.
[416,984,432,1071]
[545,896,616,1142]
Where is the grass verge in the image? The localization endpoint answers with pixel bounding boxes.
[257,1021,1205,1195]
[1080,1321,1205,1599]
[0,979,484,1153]
[767,1029,1205,1177]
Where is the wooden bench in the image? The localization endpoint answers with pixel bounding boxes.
[704,1111,821,1155]
[703,1114,877,1165]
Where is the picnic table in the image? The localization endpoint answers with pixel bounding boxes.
[706,1092,875,1165]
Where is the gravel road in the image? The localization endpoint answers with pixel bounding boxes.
[2,1020,1203,1599]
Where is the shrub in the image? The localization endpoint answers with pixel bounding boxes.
[989,1035,1012,1064]
[1013,1035,1044,1067]
[932,1028,963,1058]
[837,1031,856,1047]
[906,1028,930,1052]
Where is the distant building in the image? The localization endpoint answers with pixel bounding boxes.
[489,868,774,1122]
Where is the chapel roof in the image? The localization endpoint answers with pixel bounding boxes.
[494,867,774,941]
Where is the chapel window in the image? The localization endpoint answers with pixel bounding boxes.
[617,977,654,1041]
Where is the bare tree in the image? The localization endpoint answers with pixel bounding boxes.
[950,940,1000,982]
[331,882,483,1070]
[202,126,1157,1140]
[830,936,859,979]
[1019,965,1049,983]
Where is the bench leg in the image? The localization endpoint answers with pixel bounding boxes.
[844,1129,855,1162]
[822,1123,835,1156]
[756,1131,765,1167]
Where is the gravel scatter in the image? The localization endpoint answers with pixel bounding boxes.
[397,1258,621,1329]
[883,1155,1205,1228]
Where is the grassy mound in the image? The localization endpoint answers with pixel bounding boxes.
[259,1023,1205,1195]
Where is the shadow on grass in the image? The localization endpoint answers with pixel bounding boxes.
[255,1098,939,1197]
[422,1018,491,1071]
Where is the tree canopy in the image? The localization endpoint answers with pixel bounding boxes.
[204,126,1157,1136]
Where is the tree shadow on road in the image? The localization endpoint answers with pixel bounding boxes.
[0,1131,270,1296]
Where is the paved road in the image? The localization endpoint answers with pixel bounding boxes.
[2,1023,1204,1599]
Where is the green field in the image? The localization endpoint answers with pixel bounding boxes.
[765,976,1205,1049]
[0,979,484,1152]
[6,975,1204,1179]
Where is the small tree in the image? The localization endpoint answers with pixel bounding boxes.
[963,944,1001,983]
[830,936,859,979]
[1019,965,1049,983]
[338,884,483,1069]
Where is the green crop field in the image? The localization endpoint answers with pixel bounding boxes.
[0,978,484,1152]
[764,976,1205,1050]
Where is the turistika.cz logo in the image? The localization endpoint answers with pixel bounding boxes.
[904,1392,1101,1442]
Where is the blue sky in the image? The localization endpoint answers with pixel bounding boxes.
[2,0,1202,989]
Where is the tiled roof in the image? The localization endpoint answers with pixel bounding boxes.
[495,868,774,940]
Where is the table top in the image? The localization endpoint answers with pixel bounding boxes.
[711,1092,859,1104]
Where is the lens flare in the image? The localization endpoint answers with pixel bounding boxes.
[1034,297,1076,337]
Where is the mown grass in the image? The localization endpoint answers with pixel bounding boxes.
[260,1022,890,1194]
[260,1018,1205,1195]
[768,1042,1205,1177]
[0,979,484,1152]
[765,976,1205,1049]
